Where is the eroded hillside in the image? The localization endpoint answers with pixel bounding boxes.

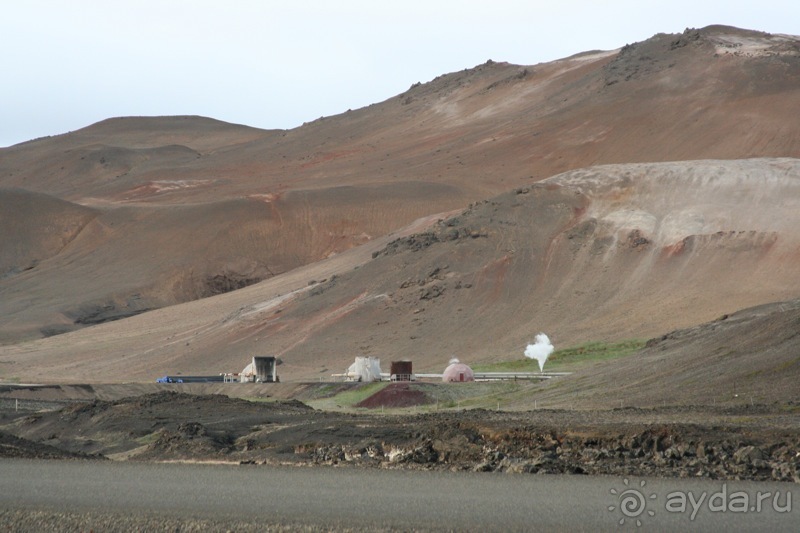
[1,159,798,387]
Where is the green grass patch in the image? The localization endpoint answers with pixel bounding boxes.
[242,396,283,403]
[472,359,541,372]
[425,381,523,408]
[550,339,646,366]
[473,339,647,372]
[773,356,800,373]
[778,403,800,413]
[135,432,161,445]
[307,381,390,410]
[313,384,339,396]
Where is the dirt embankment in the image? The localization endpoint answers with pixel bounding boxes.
[1,392,797,483]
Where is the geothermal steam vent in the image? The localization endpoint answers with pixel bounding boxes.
[524,333,554,372]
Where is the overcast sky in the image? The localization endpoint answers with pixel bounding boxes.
[2,0,798,147]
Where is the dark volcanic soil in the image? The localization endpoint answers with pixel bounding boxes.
[0,431,102,460]
[1,392,797,483]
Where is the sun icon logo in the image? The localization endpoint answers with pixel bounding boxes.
[608,478,657,527]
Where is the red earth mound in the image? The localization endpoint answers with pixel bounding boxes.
[356,383,433,409]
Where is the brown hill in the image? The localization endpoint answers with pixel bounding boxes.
[0,181,461,342]
[6,27,797,202]
[0,26,800,342]
[1,158,798,392]
[0,26,798,401]
[2,26,798,343]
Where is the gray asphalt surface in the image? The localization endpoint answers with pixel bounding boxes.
[0,460,795,531]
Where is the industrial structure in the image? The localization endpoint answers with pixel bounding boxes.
[158,356,279,384]
[441,358,474,382]
[333,357,570,383]
[340,356,383,382]
[389,361,414,382]
[235,356,278,383]
[332,357,416,382]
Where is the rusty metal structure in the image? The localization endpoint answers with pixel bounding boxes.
[390,360,413,381]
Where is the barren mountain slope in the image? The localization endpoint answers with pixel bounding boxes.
[1,159,797,388]
[0,189,98,278]
[0,116,282,206]
[0,181,462,342]
[236,158,800,377]
[0,25,797,346]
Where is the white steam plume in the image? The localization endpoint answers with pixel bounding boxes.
[524,333,554,372]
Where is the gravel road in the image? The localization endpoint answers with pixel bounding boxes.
[0,459,795,531]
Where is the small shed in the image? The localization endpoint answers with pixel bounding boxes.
[390,360,413,381]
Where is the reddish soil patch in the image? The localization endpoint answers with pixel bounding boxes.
[356,383,433,409]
